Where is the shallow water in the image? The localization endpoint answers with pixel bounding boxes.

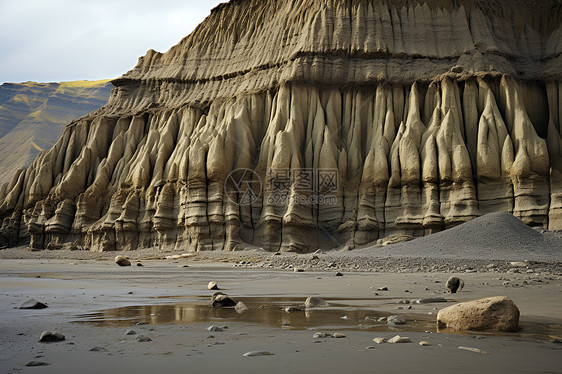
[73,296,562,341]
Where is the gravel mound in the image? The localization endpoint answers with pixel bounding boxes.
[352,211,562,261]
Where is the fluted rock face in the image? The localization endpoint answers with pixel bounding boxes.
[0,0,561,252]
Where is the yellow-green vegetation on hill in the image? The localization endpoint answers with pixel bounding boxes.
[0,80,112,183]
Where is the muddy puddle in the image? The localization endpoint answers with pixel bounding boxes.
[73,296,561,340]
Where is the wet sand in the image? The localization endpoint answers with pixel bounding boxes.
[0,256,561,373]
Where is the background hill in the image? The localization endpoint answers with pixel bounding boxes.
[0,80,112,183]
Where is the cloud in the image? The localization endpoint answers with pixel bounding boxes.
[0,0,223,83]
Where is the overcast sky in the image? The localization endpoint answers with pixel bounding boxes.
[0,0,223,84]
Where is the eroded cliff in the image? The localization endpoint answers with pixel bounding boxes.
[1,0,561,252]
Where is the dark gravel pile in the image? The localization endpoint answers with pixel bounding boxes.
[348,211,562,262]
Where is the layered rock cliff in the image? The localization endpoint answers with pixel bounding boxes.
[0,80,112,183]
[0,0,561,252]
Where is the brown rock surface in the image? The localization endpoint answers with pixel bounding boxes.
[0,0,561,252]
[437,296,520,332]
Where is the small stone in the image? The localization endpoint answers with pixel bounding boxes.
[372,337,386,344]
[377,317,386,322]
[19,299,48,309]
[125,330,137,335]
[457,346,488,354]
[332,333,346,338]
[208,282,219,290]
[39,331,65,342]
[243,351,274,357]
[235,301,249,313]
[419,341,431,346]
[207,325,223,332]
[284,306,302,312]
[364,346,376,350]
[294,268,304,272]
[212,292,236,308]
[387,335,411,343]
[25,361,50,367]
[387,315,406,325]
[313,332,331,338]
[446,276,464,293]
[377,287,388,291]
[413,297,447,304]
[451,65,463,73]
[305,296,328,308]
[136,322,148,326]
[549,338,562,344]
[282,322,291,327]
[136,263,143,267]
[115,256,131,266]
[136,335,152,342]
[335,272,343,276]
[89,346,108,352]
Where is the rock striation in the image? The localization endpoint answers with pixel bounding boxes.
[0,0,561,252]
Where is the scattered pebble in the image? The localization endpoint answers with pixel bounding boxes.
[39,331,65,342]
[207,325,223,332]
[305,296,328,308]
[136,336,152,342]
[335,272,343,276]
[364,346,375,350]
[419,341,431,346]
[458,346,488,354]
[25,361,50,367]
[373,337,386,344]
[243,351,274,357]
[377,287,388,291]
[313,332,332,338]
[387,335,411,343]
[235,301,249,313]
[125,330,137,335]
[208,282,219,290]
[332,333,346,338]
[115,256,131,266]
[89,346,108,352]
[19,299,48,309]
[387,315,406,325]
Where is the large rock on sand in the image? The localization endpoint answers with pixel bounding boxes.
[437,296,520,332]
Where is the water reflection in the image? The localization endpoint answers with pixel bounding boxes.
[73,296,562,340]
[74,296,435,332]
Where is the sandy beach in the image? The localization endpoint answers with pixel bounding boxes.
[0,246,561,374]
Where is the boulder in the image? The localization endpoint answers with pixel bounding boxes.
[437,296,520,332]
[115,256,131,266]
